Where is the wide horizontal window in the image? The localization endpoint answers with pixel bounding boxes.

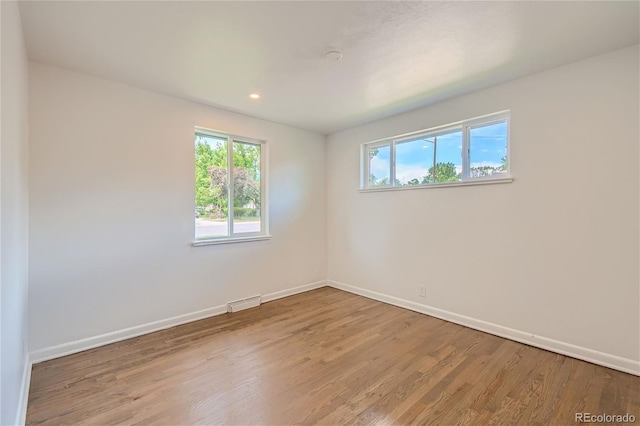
[362,111,510,190]
[194,127,268,243]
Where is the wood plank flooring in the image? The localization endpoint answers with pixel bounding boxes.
[26,287,639,425]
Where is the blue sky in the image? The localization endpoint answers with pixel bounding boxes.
[370,121,507,183]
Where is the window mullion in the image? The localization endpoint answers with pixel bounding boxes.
[260,143,267,234]
[362,146,369,188]
[227,137,234,237]
[432,136,437,184]
[391,140,396,187]
[462,125,470,180]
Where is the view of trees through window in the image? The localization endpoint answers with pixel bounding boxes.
[469,121,508,178]
[195,132,262,239]
[366,116,508,188]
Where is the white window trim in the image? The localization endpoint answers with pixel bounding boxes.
[192,126,269,246]
[192,235,272,246]
[360,111,511,191]
[358,177,513,193]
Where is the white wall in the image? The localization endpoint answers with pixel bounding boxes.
[28,63,326,353]
[327,46,639,368]
[23,36,640,377]
[1,1,30,424]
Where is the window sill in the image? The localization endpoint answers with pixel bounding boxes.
[359,177,513,193]
[192,235,272,247]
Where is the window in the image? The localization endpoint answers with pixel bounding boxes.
[194,127,268,243]
[362,111,510,190]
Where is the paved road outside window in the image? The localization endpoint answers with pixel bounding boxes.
[195,218,260,239]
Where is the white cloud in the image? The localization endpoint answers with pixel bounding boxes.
[370,157,390,178]
[470,161,502,168]
[396,165,429,182]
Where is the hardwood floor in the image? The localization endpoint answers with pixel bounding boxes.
[27,287,639,425]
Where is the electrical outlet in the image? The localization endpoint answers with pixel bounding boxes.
[418,285,426,297]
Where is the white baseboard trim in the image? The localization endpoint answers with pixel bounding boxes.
[261,280,327,303]
[16,353,32,426]
[30,304,227,363]
[29,279,637,376]
[30,280,328,364]
[327,280,640,376]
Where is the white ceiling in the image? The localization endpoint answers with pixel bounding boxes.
[18,1,640,135]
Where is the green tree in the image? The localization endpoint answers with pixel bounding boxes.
[196,137,262,218]
[500,155,508,171]
[422,162,460,184]
[207,165,228,216]
[231,143,260,210]
[195,136,228,217]
[232,143,260,180]
[368,174,392,186]
[470,165,498,177]
[195,140,217,209]
[232,167,260,210]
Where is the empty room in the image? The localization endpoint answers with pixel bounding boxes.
[1,1,639,425]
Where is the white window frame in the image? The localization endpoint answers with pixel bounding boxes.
[193,127,270,246]
[364,141,394,187]
[360,111,512,191]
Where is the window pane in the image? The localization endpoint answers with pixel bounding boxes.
[433,130,462,183]
[469,120,508,178]
[232,141,261,234]
[396,136,434,185]
[368,145,391,186]
[195,133,228,239]
[395,130,461,185]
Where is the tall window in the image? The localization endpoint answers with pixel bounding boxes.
[194,127,267,242]
[363,111,510,189]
